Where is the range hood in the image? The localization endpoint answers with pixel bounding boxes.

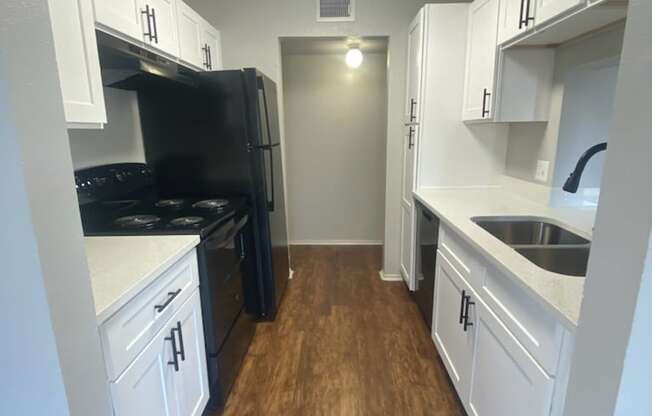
[96,30,198,90]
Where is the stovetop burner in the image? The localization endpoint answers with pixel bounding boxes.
[193,199,230,210]
[155,199,185,209]
[114,215,162,229]
[169,216,205,227]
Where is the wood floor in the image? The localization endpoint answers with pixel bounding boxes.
[216,245,465,416]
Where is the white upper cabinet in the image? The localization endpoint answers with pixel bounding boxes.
[497,0,536,45]
[404,10,425,124]
[176,1,204,69]
[462,0,500,121]
[141,0,180,56]
[95,0,143,40]
[536,0,585,26]
[95,0,179,57]
[200,20,223,70]
[48,0,107,127]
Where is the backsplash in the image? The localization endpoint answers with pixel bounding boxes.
[67,88,145,170]
[503,24,625,195]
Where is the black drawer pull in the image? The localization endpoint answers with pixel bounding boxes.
[154,289,182,313]
[172,321,185,361]
[459,290,467,325]
[165,329,180,372]
[463,294,475,332]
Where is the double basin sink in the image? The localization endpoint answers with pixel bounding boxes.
[472,217,591,277]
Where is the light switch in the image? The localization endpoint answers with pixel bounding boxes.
[535,160,550,182]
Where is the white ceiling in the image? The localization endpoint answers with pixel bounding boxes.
[280,36,388,56]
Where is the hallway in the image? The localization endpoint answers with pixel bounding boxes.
[219,245,465,415]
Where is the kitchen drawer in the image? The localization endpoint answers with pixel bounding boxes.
[101,249,199,380]
[439,225,481,287]
[479,265,565,375]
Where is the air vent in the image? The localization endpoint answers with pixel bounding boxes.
[317,0,355,22]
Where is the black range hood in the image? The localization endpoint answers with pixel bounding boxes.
[96,30,198,90]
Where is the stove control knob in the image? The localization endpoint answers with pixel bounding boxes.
[115,172,127,182]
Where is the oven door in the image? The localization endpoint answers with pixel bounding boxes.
[197,215,248,355]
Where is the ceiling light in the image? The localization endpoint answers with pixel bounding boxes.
[345,47,363,69]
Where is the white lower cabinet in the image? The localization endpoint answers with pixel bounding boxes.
[432,252,475,397]
[103,249,209,416]
[467,298,555,416]
[111,290,208,416]
[431,227,572,416]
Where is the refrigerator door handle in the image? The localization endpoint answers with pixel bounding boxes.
[256,144,278,212]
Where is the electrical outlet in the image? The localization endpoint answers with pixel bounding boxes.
[535,160,550,182]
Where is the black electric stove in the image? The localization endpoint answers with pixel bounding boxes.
[80,195,246,238]
[75,163,256,411]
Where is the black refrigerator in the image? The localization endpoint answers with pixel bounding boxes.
[138,68,290,321]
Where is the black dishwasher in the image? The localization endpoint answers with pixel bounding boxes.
[414,202,440,329]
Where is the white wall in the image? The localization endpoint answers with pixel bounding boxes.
[68,87,146,169]
[186,0,455,274]
[563,2,652,414]
[504,25,624,187]
[614,233,652,415]
[0,0,111,414]
[282,50,387,244]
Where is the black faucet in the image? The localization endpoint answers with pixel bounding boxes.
[562,142,608,193]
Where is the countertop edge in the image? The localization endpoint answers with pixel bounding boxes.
[94,236,201,325]
[413,190,580,330]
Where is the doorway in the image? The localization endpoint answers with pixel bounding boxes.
[279,36,389,245]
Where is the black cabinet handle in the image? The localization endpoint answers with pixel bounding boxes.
[207,45,212,70]
[154,289,182,313]
[202,44,209,68]
[150,7,158,43]
[519,0,526,29]
[409,98,417,122]
[524,0,534,27]
[463,294,475,332]
[141,5,153,41]
[482,88,491,118]
[165,329,180,372]
[408,126,415,149]
[172,321,185,361]
[459,290,467,325]
[239,233,246,259]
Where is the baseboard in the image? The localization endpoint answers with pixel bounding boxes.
[290,240,383,246]
[379,270,403,282]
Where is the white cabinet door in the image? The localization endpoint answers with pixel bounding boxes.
[404,10,425,124]
[432,251,476,399]
[95,0,143,40]
[111,321,179,416]
[200,20,222,70]
[536,0,585,26]
[467,297,555,416]
[462,0,500,121]
[176,1,204,69]
[48,0,106,126]
[142,0,180,57]
[400,204,415,289]
[401,125,417,206]
[174,291,210,416]
[497,0,536,45]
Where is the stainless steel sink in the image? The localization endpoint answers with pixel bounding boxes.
[471,216,591,276]
[472,217,590,246]
[514,246,589,277]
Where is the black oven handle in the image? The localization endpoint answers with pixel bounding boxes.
[203,215,248,248]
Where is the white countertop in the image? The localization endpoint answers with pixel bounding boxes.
[85,235,200,324]
[414,187,597,329]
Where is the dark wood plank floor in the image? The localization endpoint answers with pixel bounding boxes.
[216,245,465,416]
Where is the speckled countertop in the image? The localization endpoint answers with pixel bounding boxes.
[85,236,200,324]
[414,188,597,329]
